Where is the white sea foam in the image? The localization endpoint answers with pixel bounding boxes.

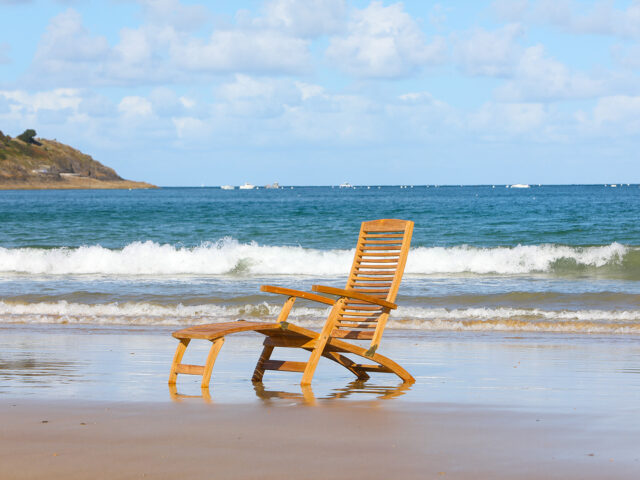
[407,243,629,275]
[1,301,639,334]
[0,239,352,276]
[0,239,632,276]
[0,300,328,327]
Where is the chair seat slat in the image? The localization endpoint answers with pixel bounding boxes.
[350,275,393,280]
[362,240,403,245]
[356,263,398,268]
[336,322,378,329]
[330,329,374,340]
[343,305,384,311]
[354,271,396,276]
[358,258,399,264]
[363,233,405,238]
[339,311,382,317]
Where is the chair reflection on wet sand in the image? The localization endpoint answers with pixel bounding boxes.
[168,219,415,393]
[253,380,413,406]
[169,380,413,405]
[169,383,212,403]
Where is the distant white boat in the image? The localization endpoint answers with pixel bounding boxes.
[220,185,234,190]
[610,184,617,188]
[510,184,530,189]
[239,182,255,190]
[339,182,352,188]
[265,182,280,189]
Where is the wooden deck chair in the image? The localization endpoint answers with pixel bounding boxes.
[169,218,414,388]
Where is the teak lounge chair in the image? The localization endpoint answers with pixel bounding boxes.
[169,219,414,388]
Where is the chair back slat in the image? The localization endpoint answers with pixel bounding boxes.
[330,219,413,350]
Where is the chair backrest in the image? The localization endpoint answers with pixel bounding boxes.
[331,219,414,351]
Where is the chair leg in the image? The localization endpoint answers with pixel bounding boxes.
[300,298,345,386]
[251,345,274,382]
[322,351,370,381]
[169,338,190,385]
[201,337,225,389]
[300,300,343,386]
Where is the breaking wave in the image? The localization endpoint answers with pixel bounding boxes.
[1,301,639,334]
[0,239,638,278]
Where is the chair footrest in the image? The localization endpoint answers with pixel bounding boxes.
[352,364,393,373]
[175,364,205,375]
[263,360,307,372]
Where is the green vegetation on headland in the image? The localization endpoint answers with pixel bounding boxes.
[0,129,156,190]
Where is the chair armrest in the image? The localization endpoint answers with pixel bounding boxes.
[311,285,397,310]
[260,285,336,306]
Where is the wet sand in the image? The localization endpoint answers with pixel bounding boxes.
[2,399,639,479]
[1,324,639,478]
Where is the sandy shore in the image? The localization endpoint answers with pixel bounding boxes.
[1,324,639,478]
[2,399,638,479]
[0,178,156,189]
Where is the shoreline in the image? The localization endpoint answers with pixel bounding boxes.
[0,179,156,190]
[1,324,639,478]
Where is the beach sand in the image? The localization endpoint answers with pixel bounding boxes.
[1,324,639,479]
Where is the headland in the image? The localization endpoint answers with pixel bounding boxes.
[0,130,155,190]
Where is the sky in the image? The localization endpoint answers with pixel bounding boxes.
[1,0,639,186]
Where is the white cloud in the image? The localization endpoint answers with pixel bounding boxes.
[112,27,155,67]
[149,87,185,117]
[295,82,324,100]
[491,0,529,21]
[494,0,640,40]
[179,96,196,109]
[118,96,153,117]
[33,9,109,69]
[496,45,603,101]
[611,42,640,69]
[0,88,87,132]
[214,75,302,118]
[0,88,82,112]
[593,95,640,130]
[79,94,116,117]
[138,0,210,31]
[171,29,310,74]
[27,6,312,86]
[454,23,525,76]
[469,101,546,135]
[256,0,346,37]
[326,1,447,78]
[217,75,279,100]
[390,90,459,141]
[172,116,211,140]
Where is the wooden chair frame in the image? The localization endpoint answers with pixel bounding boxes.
[169,219,414,388]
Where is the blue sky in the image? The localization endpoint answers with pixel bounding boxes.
[1,0,639,186]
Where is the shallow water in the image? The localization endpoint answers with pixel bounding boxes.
[1,325,639,416]
[1,185,640,334]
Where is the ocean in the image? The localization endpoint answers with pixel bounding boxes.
[1,185,639,335]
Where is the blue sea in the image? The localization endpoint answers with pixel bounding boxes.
[1,185,640,334]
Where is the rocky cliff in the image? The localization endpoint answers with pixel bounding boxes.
[0,131,155,189]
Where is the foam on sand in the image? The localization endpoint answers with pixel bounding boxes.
[2,300,639,333]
